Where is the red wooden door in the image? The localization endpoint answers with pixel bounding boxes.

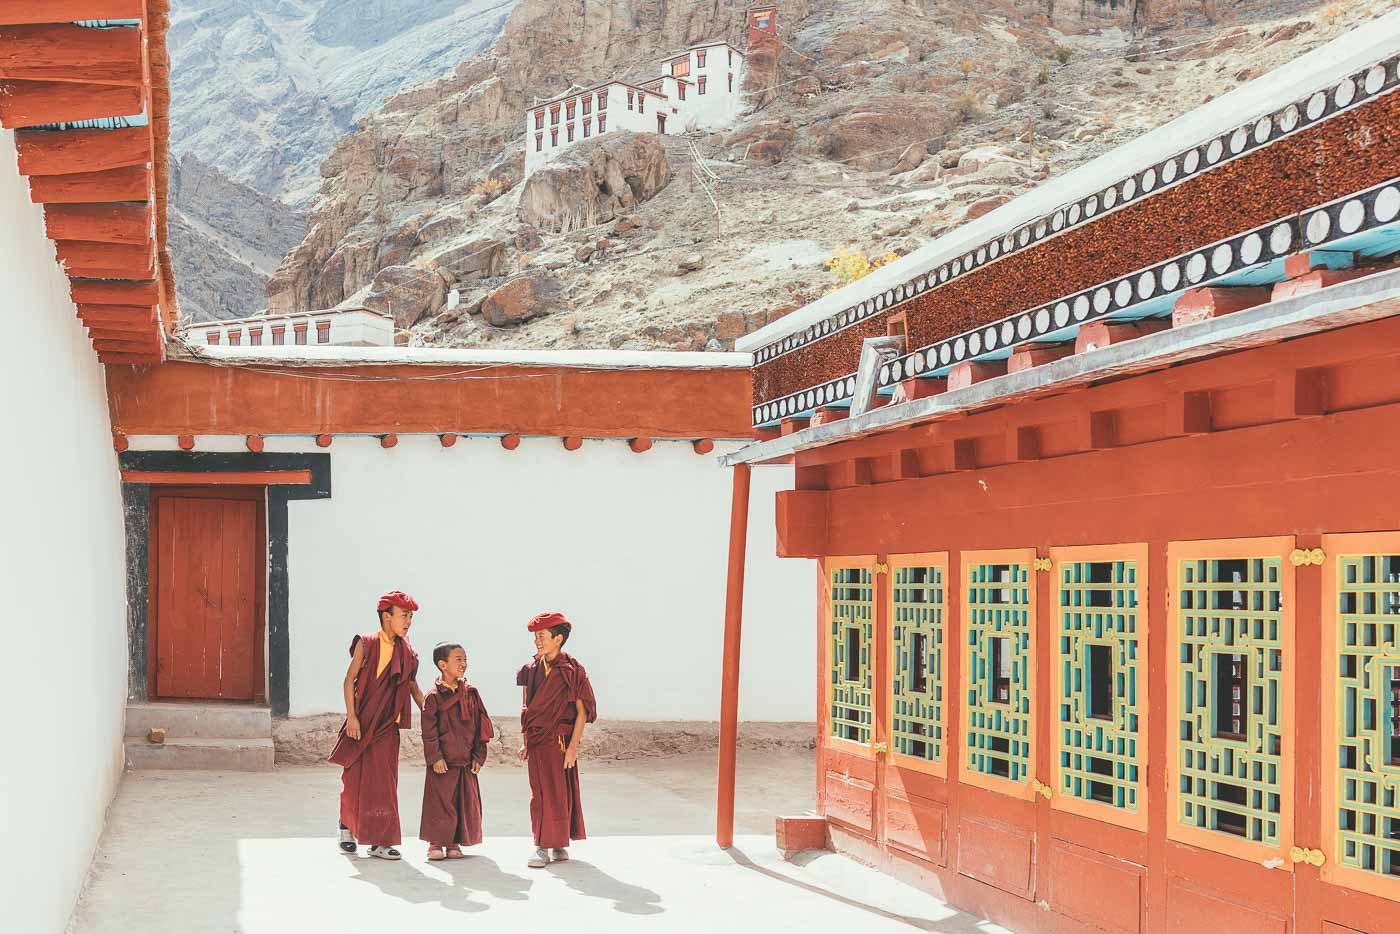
[151,488,264,700]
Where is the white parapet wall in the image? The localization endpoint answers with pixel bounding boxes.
[181,307,396,348]
[0,130,130,933]
[124,433,815,722]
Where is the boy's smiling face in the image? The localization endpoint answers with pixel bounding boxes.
[437,648,467,683]
[533,628,564,659]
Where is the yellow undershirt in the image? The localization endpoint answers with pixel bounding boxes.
[376,632,400,724]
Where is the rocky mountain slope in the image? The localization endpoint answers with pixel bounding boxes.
[264,0,1387,352]
[168,0,517,206]
[169,156,308,322]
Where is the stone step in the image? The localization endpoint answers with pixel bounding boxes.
[125,702,272,740]
[124,737,275,771]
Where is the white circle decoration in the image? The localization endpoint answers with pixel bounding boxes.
[1001,321,1015,344]
[953,337,966,360]
[1073,295,1091,320]
[1230,127,1248,154]
[1034,308,1051,332]
[1206,138,1224,163]
[1068,202,1081,224]
[1334,77,1356,109]
[1162,158,1178,184]
[1375,186,1400,223]
[1094,288,1112,313]
[984,327,998,350]
[1270,222,1294,254]
[1142,167,1157,192]
[968,332,981,356]
[879,363,890,384]
[1017,315,1032,339]
[1339,200,1365,234]
[1104,187,1118,210]
[1307,91,1327,120]
[1280,104,1300,132]
[1183,149,1200,174]
[1306,210,1331,244]
[1253,117,1271,145]
[1240,232,1263,265]
[1114,280,1133,306]
[1211,243,1234,275]
[1364,65,1385,95]
[1186,253,1208,282]
[1052,211,1064,231]
[1137,271,1156,299]
[1160,262,1181,292]
[1122,177,1137,201]
[939,344,951,366]
[1085,195,1099,217]
[1054,302,1070,327]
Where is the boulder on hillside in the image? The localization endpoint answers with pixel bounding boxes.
[481,273,561,327]
[518,133,671,234]
[362,265,448,330]
[429,237,507,283]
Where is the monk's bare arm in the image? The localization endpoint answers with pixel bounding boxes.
[343,640,366,740]
[409,682,425,710]
[564,700,586,769]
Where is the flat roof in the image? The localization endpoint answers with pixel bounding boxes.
[178,345,753,370]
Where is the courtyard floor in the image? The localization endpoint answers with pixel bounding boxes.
[71,749,1012,933]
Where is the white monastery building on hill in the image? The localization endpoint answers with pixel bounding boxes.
[523,37,757,176]
[180,307,395,349]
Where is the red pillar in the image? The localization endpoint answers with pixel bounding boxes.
[716,463,752,848]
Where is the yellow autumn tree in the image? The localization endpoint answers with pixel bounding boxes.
[826,246,899,291]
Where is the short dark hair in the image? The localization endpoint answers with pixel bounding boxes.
[550,623,571,646]
[433,643,464,667]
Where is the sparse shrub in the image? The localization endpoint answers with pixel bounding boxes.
[1321,3,1344,24]
[471,176,507,202]
[825,246,898,291]
[951,91,983,124]
[1037,64,1049,85]
[957,59,976,81]
[1053,44,1072,66]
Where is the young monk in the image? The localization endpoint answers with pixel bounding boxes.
[420,642,494,860]
[328,590,424,860]
[516,611,597,869]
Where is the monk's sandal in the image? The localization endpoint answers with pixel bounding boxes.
[528,848,550,869]
[551,848,569,862]
[368,846,402,860]
[338,824,357,854]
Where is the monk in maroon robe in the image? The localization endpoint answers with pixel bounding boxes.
[420,642,494,858]
[328,590,424,860]
[516,611,597,868]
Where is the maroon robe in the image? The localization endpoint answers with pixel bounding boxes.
[328,632,419,847]
[419,680,494,846]
[517,652,597,849]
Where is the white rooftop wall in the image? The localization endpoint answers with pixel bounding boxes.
[0,130,129,933]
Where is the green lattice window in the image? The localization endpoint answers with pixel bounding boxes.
[830,565,873,745]
[966,560,1032,784]
[1176,555,1285,846]
[1057,559,1143,814]
[1336,552,1400,879]
[892,562,945,766]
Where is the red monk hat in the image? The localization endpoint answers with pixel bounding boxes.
[377,590,419,612]
[527,611,571,633]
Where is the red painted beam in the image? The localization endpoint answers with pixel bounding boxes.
[71,279,159,306]
[98,351,163,366]
[55,239,154,279]
[120,470,314,487]
[0,1,144,25]
[86,320,156,337]
[93,337,160,353]
[0,80,142,128]
[45,202,151,245]
[16,125,149,176]
[78,303,156,324]
[28,164,149,203]
[0,24,144,86]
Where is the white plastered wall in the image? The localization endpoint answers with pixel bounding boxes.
[126,434,814,721]
[0,130,129,933]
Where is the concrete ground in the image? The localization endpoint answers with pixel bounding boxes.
[71,749,1012,933]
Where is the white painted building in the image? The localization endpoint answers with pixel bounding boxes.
[524,40,749,176]
[180,307,395,349]
[1,129,130,934]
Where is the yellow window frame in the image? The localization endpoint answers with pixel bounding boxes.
[1050,543,1149,833]
[1166,536,1295,867]
[823,554,877,758]
[885,551,949,778]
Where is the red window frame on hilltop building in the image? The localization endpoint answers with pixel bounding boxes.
[316,321,331,344]
[583,117,592,138]
[697,50,707,68]
[638,94,646,113]
[598,89,608,110]
[699,76,707,95]
[271,326,285,346]
[535,133,542,152]
[598,114,607,133]
[671,57,690,78]
[550,105,560,125]
[294,323,308,346]
[728,48,733,66]
[207,332,220,345]
[728,72,733,92]
[249,327,262,346]
[550,127,558,146]
[627,90,634,110]
[582,96,591,116]
[566,99,576,119]
[534,110,544,129]
[678,81,686,101]
[228,330,241,346]
[567,123,575,142]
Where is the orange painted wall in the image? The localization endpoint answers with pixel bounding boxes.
[105,360,755,440]
[775,321,1400,934]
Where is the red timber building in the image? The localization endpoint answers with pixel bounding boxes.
[713,16,1400,934]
